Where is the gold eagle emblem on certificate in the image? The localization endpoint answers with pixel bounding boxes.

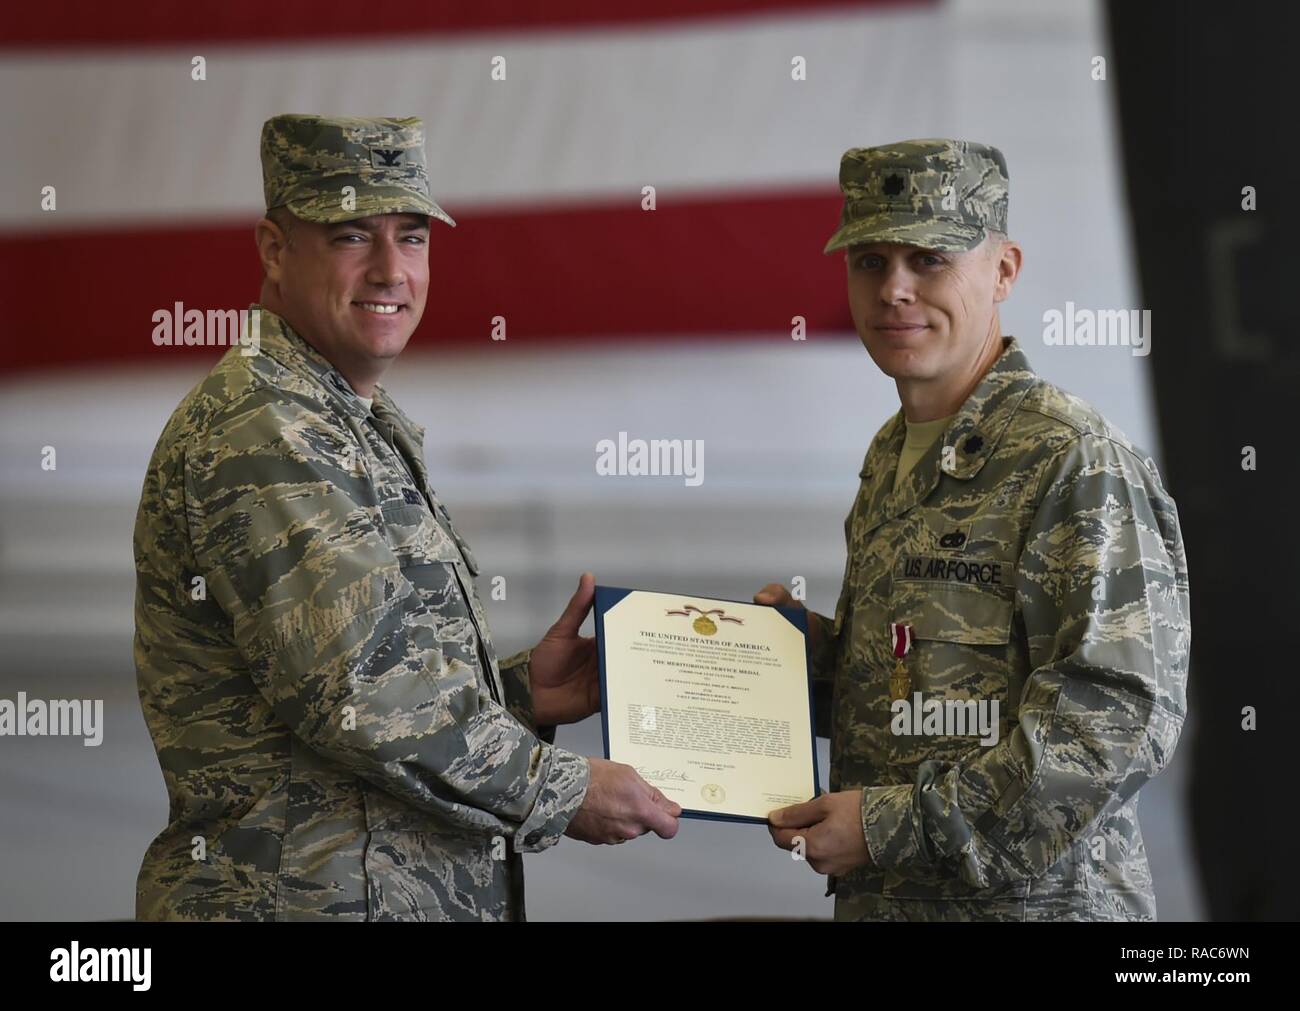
[665,603,743,637]
[700,783,726,804]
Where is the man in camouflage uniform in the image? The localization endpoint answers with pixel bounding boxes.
[759,139,1189,921]
[132,114,680,921]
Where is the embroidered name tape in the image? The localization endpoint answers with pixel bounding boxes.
[896,555,1008,587]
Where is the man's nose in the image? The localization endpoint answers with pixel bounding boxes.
[878,263,916,304]
[365,239,407,287]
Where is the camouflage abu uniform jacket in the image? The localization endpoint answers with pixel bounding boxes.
[133,306,590,921]
[806,337,1189,921]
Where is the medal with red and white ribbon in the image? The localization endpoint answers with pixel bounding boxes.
[889,622,914,702]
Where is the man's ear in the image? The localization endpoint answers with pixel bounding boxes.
[255,217,290,283]
[992,239,1023,304]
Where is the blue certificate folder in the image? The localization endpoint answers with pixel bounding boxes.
[592,585,821,825]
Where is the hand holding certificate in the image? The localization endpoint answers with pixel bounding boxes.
[594,587,820,823]
[504,572,681,848]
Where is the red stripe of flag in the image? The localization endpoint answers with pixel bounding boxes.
[0,190,855,373]
[1,1,925,49]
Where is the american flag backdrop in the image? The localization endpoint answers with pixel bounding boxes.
[0,0,954,371]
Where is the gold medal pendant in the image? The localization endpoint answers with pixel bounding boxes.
[889,658,911,702]
[888,621,914,705]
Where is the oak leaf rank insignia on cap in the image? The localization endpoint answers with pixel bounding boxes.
[824,138,1008,254]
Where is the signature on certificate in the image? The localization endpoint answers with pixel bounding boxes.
[635,766,694,782]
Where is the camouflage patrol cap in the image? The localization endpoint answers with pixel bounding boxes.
[823,138,1007,254]
[260,114,455,227]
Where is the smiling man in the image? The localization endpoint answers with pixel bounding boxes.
[132,115,679,922]
[755,139,1190,921]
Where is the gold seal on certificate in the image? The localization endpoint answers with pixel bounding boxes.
[594,587,820,823]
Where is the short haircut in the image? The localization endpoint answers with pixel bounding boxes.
[266,206,298,246]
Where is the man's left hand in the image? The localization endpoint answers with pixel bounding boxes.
[769,790,872,876]
[528,572,601,726]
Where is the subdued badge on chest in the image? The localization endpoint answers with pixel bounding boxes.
[934,523,971,551]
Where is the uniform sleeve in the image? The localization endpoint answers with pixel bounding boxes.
[184,391,588,852]
[805,610,842,685]
[499,648,558,745]
[858,435,1189,887]
[805,605,844,740]
[802,490,862,738]
[808,489,861,685]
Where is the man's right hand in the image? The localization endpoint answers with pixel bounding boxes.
[753,583,821,654]
[564,758,682,845]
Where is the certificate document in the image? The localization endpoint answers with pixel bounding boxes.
[594,586,819,823]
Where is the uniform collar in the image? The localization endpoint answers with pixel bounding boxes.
[250,304,425,447]
[857,336,1038,533]
[940,335,1038,481]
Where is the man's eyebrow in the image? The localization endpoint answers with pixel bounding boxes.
[326,220,378,233]
[324,218,430,235]
[847,245,942,255]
